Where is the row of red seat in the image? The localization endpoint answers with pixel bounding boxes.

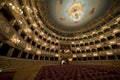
[34,65,120,80]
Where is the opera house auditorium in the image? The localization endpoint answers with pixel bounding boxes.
[0,0,120,80]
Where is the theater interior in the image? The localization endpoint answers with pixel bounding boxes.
[0,0,120,80]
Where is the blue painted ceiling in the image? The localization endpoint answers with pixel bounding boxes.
[46,0,113,31]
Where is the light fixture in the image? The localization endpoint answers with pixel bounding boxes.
[48,37,51,40]
[33,7,37,13]
[18,8,23,14]
[26,6,30,11]
[29,35,32,38]
[8,3,15,10]
[12,6,15,10]
[99,35,105,39]
[113,29,119,33]
[43,43,47,46]
[69,58,72,61]
[76,48,80,50]
[39,21,42,24]
[75,36,78,38]
[24,28,31,33]
[55,54,59,57]
[117,43,120,45]
[64,49,70,53]
[8,3,12,6]
[40,32,44,35]
[51,45,55,48]
[86,47,90,49]
[67,1,84,22]
[29,17,32,20]
[71,42,75,44]
[82,54,86,57]
[55,40,59,43]
[80,41,83,43]
[18,20,22,24]
[20,11,23,14]
[33,23,37,27]
[73,54,77,57]
[102,25,108,29]
[93,53,98,56]
[92,31,97,34]
[35,36,39,41]
[17,7,20,10]
[11,34,20,44]
[106,52,113,55]
[109,41,116,44]
[96,44,101,47]
[83,35,87,37]
[36,50,41,54]
[116,17,120,21]
[25,45,31,51]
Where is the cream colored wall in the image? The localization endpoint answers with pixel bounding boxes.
[0,56,59,72]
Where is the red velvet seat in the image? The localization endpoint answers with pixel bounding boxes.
[34,65,120,80]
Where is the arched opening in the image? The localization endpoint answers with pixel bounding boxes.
[60,58,69,65]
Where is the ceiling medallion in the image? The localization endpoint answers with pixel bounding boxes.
[67,1,84,22]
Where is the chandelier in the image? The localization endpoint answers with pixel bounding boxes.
[67,1,84,22]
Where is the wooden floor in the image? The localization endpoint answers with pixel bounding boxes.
[14,65,42,80]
